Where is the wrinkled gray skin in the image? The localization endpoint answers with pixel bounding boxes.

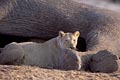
[90,50,118,73]
[77,50,119,72]
[58,49,81,70]
[0,0,120,57]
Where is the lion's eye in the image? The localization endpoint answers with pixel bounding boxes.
[65,40,69,43]
[65,40,68,42]
[73,39,76,42]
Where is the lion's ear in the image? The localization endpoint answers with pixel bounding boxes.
[74,31,80,38]
[59,31,65,37]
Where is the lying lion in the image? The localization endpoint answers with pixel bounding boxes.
[0,31,81,70]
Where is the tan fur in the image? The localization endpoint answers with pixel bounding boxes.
[0,31,80,69]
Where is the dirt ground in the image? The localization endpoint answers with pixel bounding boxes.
[75,0,120,12]
[0,65,119,80]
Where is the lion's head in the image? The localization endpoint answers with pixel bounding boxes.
[57,31,80,50]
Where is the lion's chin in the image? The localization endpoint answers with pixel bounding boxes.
[69,47,77,50]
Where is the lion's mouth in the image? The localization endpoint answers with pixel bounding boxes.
[70,47,77,50]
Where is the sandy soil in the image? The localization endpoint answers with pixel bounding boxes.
[74,0,120,12]
[0,65,119,80]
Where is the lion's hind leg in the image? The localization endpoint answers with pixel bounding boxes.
[0,42,25,65]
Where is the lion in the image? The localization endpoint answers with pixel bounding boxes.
[0,31,81,70]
